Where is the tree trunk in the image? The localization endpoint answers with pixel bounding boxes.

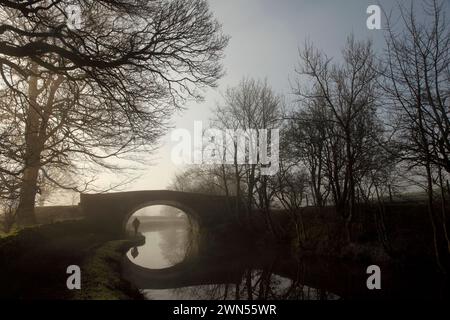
[345,131,355,243]
[15,62,41,226]
[235,283,240,300]
[374,184,393,255]
[437,168,450,254]
[246,270,253,300]
[425,163,446,274]
[16,165,39,226]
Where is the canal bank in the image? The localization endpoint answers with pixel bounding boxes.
[1,201,448,300]
[0,220,144,299]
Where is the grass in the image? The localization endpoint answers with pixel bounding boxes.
[0,224,20,238]
[0,220,144,300]
[73,239,144,300]
[0,228,18,239]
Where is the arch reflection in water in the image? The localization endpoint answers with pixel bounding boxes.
[124,247,342,300]
[123,207,448,300]
[124,237,448,300]
[125,205,194,269]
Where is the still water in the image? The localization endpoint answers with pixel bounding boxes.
[127,227,189,270]
[124,218,448,300]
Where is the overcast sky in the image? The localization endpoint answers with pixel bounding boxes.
[131,0,386,191]
[51,0,437,204]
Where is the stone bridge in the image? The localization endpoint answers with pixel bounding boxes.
[80,190,238,236]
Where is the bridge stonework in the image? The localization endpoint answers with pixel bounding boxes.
[80,190,237,236]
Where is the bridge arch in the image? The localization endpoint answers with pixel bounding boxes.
[80,190,237,236]
[123,200,198,232]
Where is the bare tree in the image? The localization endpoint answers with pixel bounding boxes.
[211,78,283,235]
[294,35,379,241]
[272,158,309,245]
[381,0,450,271]
[283,95,332,207]
[0,0,229,225]
[170,165,235,196]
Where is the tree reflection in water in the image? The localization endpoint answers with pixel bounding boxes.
[162,268,339,300]
[131,220,447,300]
[158,226,190,265]
[134,219,340,300]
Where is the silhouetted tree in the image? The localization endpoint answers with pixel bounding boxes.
[381,0,450,271]
[0,0,228,224]
[211,78,283,235]
[293,35,379,241]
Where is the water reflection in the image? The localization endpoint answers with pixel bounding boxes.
[126,224,190,269]
[124,221,343,300]
[125,222,448,300]
[130,247,139,259]
[144,271,339,300]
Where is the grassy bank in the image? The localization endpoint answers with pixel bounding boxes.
[0,220,144,299]
[0,227,19,239]
[73,239,144,300]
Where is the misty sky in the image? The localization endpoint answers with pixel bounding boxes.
[50,0,435,204]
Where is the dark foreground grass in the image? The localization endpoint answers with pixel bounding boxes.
[73,240,144,300]
[0,220,144,300]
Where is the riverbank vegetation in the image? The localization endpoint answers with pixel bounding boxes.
[0,221,143,299]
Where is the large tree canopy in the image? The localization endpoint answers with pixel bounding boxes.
[0,0,229,224]
[0,0,228,102]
